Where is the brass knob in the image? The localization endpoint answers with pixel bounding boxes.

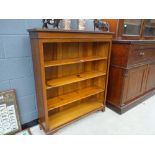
[139,51,145,56]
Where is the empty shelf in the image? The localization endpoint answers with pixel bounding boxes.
[48,87,104,111]
[44,56,107,67]
[46,71,106,89]
[48,101,103,130]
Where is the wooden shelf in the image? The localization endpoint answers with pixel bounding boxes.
[44,56,107,67]
[48,101,103,130]
[46,71,106,89]
[48,87,104,111]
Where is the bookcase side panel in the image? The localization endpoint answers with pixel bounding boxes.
[30,39,49,131]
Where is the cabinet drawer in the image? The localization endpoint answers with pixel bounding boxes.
[145,48,155,62]
[128,45,155,66]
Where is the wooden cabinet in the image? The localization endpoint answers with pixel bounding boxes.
[105,19,155,40]
[104,19,155,113]
[146,63,155,91]
[107,40,155,114]
[28,29,113,134]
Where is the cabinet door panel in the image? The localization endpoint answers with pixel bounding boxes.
[146,63,155,91]
[123,19,142,36]
[144,19,155,37]
[123,65,147,103]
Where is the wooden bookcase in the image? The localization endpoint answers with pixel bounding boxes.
[28,29,113,134]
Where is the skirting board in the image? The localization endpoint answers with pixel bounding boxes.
[21,119,38,130]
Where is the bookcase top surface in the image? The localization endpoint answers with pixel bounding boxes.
[28,28,114,35]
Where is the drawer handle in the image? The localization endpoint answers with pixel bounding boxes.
[139,51,145,56]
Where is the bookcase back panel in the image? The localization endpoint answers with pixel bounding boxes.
[94,60,108,72]
[48,93,104,115]
[43,42,109,62]
[93,76,106,89]
[45,61,107,81]
[93,42,110,57]
[45,67,58,80]
[46,79,95,99]
[61,43,80,59]
[48,100,81,115]
[43,43,58,61]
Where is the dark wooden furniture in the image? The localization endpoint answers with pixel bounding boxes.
[28,29,113,134]
[105,19,155,114]
[105,19,155,40]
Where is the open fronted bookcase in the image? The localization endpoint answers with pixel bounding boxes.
[28,29,113,134]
